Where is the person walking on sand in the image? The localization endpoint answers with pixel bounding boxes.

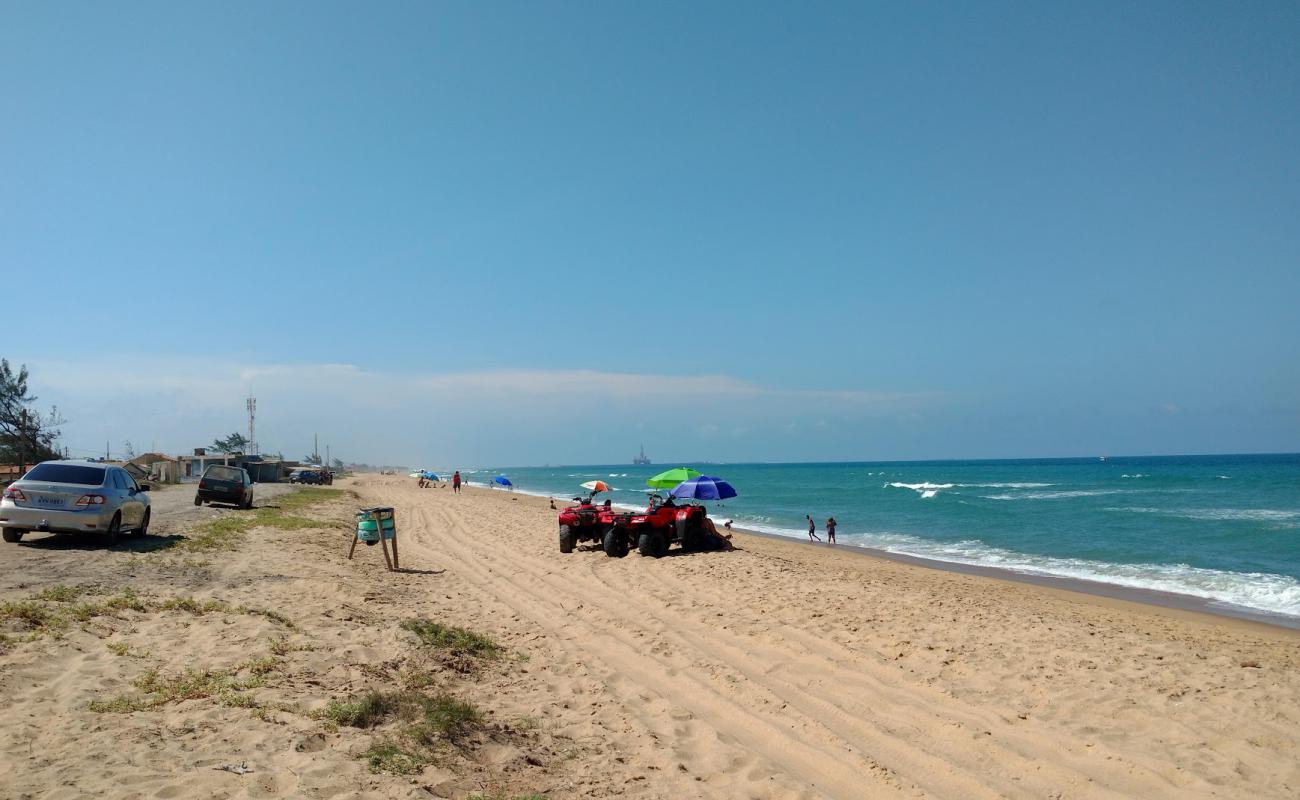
[826,516,837,544]
[452,471,461,493]
[806,514,821,542]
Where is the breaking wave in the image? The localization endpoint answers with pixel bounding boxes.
[983,490,1129,501]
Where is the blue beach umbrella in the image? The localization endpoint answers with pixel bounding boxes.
[669,475,737,501]
[422,471,440,481]
[494,475,513,487]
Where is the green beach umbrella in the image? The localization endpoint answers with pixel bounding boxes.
[645,467,703,489]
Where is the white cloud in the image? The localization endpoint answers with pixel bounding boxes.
[21,357,943,464]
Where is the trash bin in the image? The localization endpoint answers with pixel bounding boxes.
[356,507,396,545]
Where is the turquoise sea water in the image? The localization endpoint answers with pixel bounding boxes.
[457,454,1300,620]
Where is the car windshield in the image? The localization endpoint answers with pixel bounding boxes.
[23,463,106,486]
[205,466,243,481]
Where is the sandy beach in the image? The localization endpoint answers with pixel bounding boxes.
[2,475,1298,799]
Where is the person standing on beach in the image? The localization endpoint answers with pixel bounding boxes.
[806,515,820,542]
[826,516,837,543]
[452,471,461,493]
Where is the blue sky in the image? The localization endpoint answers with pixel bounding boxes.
[2,1,1298,466]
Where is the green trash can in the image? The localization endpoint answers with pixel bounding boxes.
[356,507,396,545]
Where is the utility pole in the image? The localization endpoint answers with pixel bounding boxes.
[106,441,110,462]
[246,394,257,456]
[17,409,27,473]
[326,445,330,468]
[314,433,319,464]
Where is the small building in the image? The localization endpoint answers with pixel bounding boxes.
[0,464,25,487]
[180,452,240,480]
[125,453,179,483]
[181,451,296,483]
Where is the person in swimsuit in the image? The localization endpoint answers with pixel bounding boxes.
[826,516,837,543]
[806,515,820,542]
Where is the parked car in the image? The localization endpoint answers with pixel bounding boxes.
[195,465,254,508]
[289,469,319,484]
[0,460,151,546]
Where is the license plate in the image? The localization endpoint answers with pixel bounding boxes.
[36,496,65,507]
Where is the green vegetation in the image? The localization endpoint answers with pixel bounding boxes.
[157,596,230,614]
[176,487,342,552]
[401,618,503,669]
[407,693,482,744]
[325,688,484,773]
[269,636,314,656]
[0,600,58,630]
[88,666,266,713]
[0,587,292,640]
[34,585,92,602]
[361,741,429,775]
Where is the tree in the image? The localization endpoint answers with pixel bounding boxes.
[123,440,137,460]
[331,457,344,468]
[0,359,65,469]
[210,432,250,454]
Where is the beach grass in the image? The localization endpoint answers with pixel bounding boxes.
[361,740,429,775]
[176,487,343,553]
[325,688,484,772]
[88,666,266,713]
[0,587,293,640]
[401,618,503,671]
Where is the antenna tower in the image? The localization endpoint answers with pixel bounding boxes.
[246,394,258,455]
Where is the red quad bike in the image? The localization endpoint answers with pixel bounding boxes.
[602,496,709,558]
[557,497,619,553]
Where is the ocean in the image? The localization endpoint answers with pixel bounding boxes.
[459,454,1300,621]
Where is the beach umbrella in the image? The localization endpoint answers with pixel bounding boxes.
[645,467,703,489]
[494,475,513,487]
[581,480,611,494]
[669,475,737,501]
[422,471,440,481]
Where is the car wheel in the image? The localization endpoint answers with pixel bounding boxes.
[135,509,151,537]
[194,494,202,506]
[245,493,254,510]
[105,514,121,546]
[2,529,24,543]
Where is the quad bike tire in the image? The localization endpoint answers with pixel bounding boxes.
[637,531,666,558]
[603,527,628,558]
[559,525,576,553]
[677,516,704,552]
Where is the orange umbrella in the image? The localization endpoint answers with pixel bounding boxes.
[580,480,611,494]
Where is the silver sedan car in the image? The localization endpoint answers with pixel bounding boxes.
[0,460,151,546]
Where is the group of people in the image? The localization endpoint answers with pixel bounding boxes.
[417,470,463,492]
[805,514,837,543]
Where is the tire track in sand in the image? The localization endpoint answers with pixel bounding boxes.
[403,500,905,799]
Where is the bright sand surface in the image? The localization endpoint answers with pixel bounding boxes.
[3,475,1299,798]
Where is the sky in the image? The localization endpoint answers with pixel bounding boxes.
[2,1,1298,467]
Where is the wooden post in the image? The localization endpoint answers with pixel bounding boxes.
[379,524,394,570]
[390,524,399,569]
